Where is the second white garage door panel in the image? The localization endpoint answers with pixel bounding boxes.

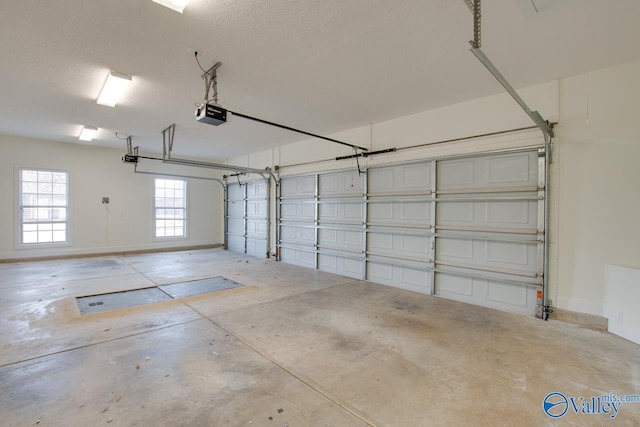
[367,163,432,293]
[435,152,540,315]
[437,153,537,190]
[435,273,536,313]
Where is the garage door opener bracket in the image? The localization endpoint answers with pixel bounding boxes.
[463,0,554,139]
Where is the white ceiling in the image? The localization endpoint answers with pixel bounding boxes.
[1,0,639,161]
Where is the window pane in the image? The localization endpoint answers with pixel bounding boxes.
[37,195,52,205]
[154,178,186,238]
[23,231,37,243]
[22,170,37,181]
[37,208,50,220]
[38,223,53,231]
[38,230,52,243]
[19,169,69,244]
[23,182,37,193]
[23,224,37,232]
[22,207,36,222]
[52,195,66,206]
[52,172,67,184]
[52,183,66,194]
[52,208,67,220]
[38,171,53,182]
[38,182,52,194]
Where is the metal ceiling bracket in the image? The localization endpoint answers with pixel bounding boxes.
[201,61,222,103]
[464,0,554,138]
[469,46,554,138]
[162,123,177,159]
[472,0,481,48]
[126,136,133,155]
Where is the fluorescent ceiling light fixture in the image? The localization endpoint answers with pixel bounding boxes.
[79,126,99,141]
[97,71,132,107]
[152,0,190,13]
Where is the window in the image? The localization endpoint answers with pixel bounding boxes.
[154,178,187,238]
[19,169,69,245]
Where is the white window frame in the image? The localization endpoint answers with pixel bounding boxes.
[16,167,71,248]
[153,177,188,240]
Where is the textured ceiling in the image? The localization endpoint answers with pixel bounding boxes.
[1,0,639,160]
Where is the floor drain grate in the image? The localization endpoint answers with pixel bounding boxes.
[76,276,243,315]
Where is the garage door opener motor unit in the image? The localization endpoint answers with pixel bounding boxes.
[196,103,227,126]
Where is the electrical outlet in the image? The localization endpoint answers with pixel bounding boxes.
[102,197,110,204]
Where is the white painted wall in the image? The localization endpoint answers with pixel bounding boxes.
[0,135,224,259]
[227,59,640,320]
[555,59,640,316]
[603,265,640,345]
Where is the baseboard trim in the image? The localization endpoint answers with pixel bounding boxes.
[0,244,224,264]
[549,307,609,331]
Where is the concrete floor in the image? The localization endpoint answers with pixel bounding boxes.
[0,249,638,426]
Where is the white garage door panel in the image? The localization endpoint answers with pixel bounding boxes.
[368,201,431,225]
[319,202,363,224]
[227,236,245,253]
[280,225,315,244]
[318,229,362,252]
[227,218,244,235]
[318,254,363,279]
[246,238,266,257]
[226,181,267,258]
[437,238,537,274]
[279,176,317,270]
[247,200,267,217]
[368,164,431,193]
[438,153,537,190]
[281,176,315,196]
[437,200,537,230]
[247,181,268,198]
[227,184,244,199]
[319,171,363,195]
[368,232,430,261]
[435,272,536,315]
[434,150,542,316]
[227,203,244,218]
[368,262,432,294]
[246,219,267,237]
[281,203,315,220]
[279,247,315,268]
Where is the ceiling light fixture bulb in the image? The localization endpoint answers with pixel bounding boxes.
[152,0,191,13]
[79,126,99,141]
[97,71,132,107]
